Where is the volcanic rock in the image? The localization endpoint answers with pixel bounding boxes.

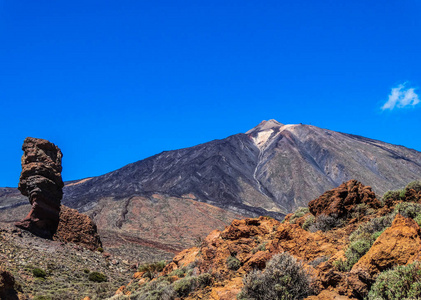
[53,205,102,251]
[15,137,64,238]
[308,180,381,219]
[0,266,18,299]
[351,214,421,277]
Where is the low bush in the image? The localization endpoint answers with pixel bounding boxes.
[138,260,167,279]
[196,273,213,287]
[226,256,241,271]
[32,268,47,278]
[406,180,421,193]
[173,276,197,297]
[302,215,315,231]
[394,202,421,220]
[382,189,405,205]
[350,203,375,220]
[309,214,343,232]
[308,255,329,268]
[382,181,421,205]
[169,267,186,278]
[368,261,421,300]
[336,214,394,272]
[127,279,175,300]
[88,271,107,283]
[252,242,267,254]
[238,252,314,300]
[343,238,372,270]
[349,214,394,242]
[289,207,309,224]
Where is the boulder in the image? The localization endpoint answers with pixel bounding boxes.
[53,206,102,251]
[308,180,380,219]
[0,266,19,299]
[15,137,64,238]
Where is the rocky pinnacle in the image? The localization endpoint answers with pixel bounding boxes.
[15,137,64,238]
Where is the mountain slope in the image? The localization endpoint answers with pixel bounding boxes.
[64,119,421,215]
[1,120,421,260]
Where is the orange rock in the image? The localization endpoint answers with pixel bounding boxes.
[272,222,341,261]
[53,205,102,251]
[208,277,243,300]
[243,251,272,272]
[162,247,200,275]
[352,214,421,277]
[115,285,125,295]
[305,290,355,300]
[133,271,145,279]
[308,180,380,218]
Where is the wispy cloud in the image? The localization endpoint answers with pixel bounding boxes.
[381,83,420,110]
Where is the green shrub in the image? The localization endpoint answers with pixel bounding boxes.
[309,214,343,232]
[169,267,186,278]
[173,276,197,297]
[302,215,315,231]
[368,262,421,300]
[83,269,90,274]
[97,247,104,253]
[350,203,374,220]
[382,190,405,204]
[252,242,267,254]
[226,256,241,271]
[34,296,51,300]
[338,215,394,272]
[32,268,47,278]
[88,271,107,283]
[308,255,329,268]
[138,260,166,273]
[138,260,167,279]
[238,252,313,300]
[131,279,175,300]
[343,238,372,270]
[197,273,213,287]
[289,207,309,224]
[406,180,421,192]
[394,202,421,219]
[349,214,394,242]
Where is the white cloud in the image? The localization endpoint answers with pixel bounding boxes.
[381,83,420,110]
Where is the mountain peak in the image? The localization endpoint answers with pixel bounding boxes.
[246,119,284,134]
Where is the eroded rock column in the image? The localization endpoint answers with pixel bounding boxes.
[15,137,64,238]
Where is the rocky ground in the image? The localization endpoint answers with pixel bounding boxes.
[0,223,144,299]
[2,179,421,299]
[112,179,421,300]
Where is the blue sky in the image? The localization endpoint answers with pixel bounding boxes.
[1,1,420,187]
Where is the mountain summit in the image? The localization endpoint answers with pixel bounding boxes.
[246,119,284,134]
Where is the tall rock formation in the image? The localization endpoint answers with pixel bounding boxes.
[15,137,64,238]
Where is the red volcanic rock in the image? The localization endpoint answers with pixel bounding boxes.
[0,266,18,299]
[15,137,64,238]
[53,206,102,251]
[308,179,380,218]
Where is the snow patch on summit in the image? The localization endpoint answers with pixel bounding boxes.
[253,129,274,149]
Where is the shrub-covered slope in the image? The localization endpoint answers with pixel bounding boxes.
[111,179,421,300]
